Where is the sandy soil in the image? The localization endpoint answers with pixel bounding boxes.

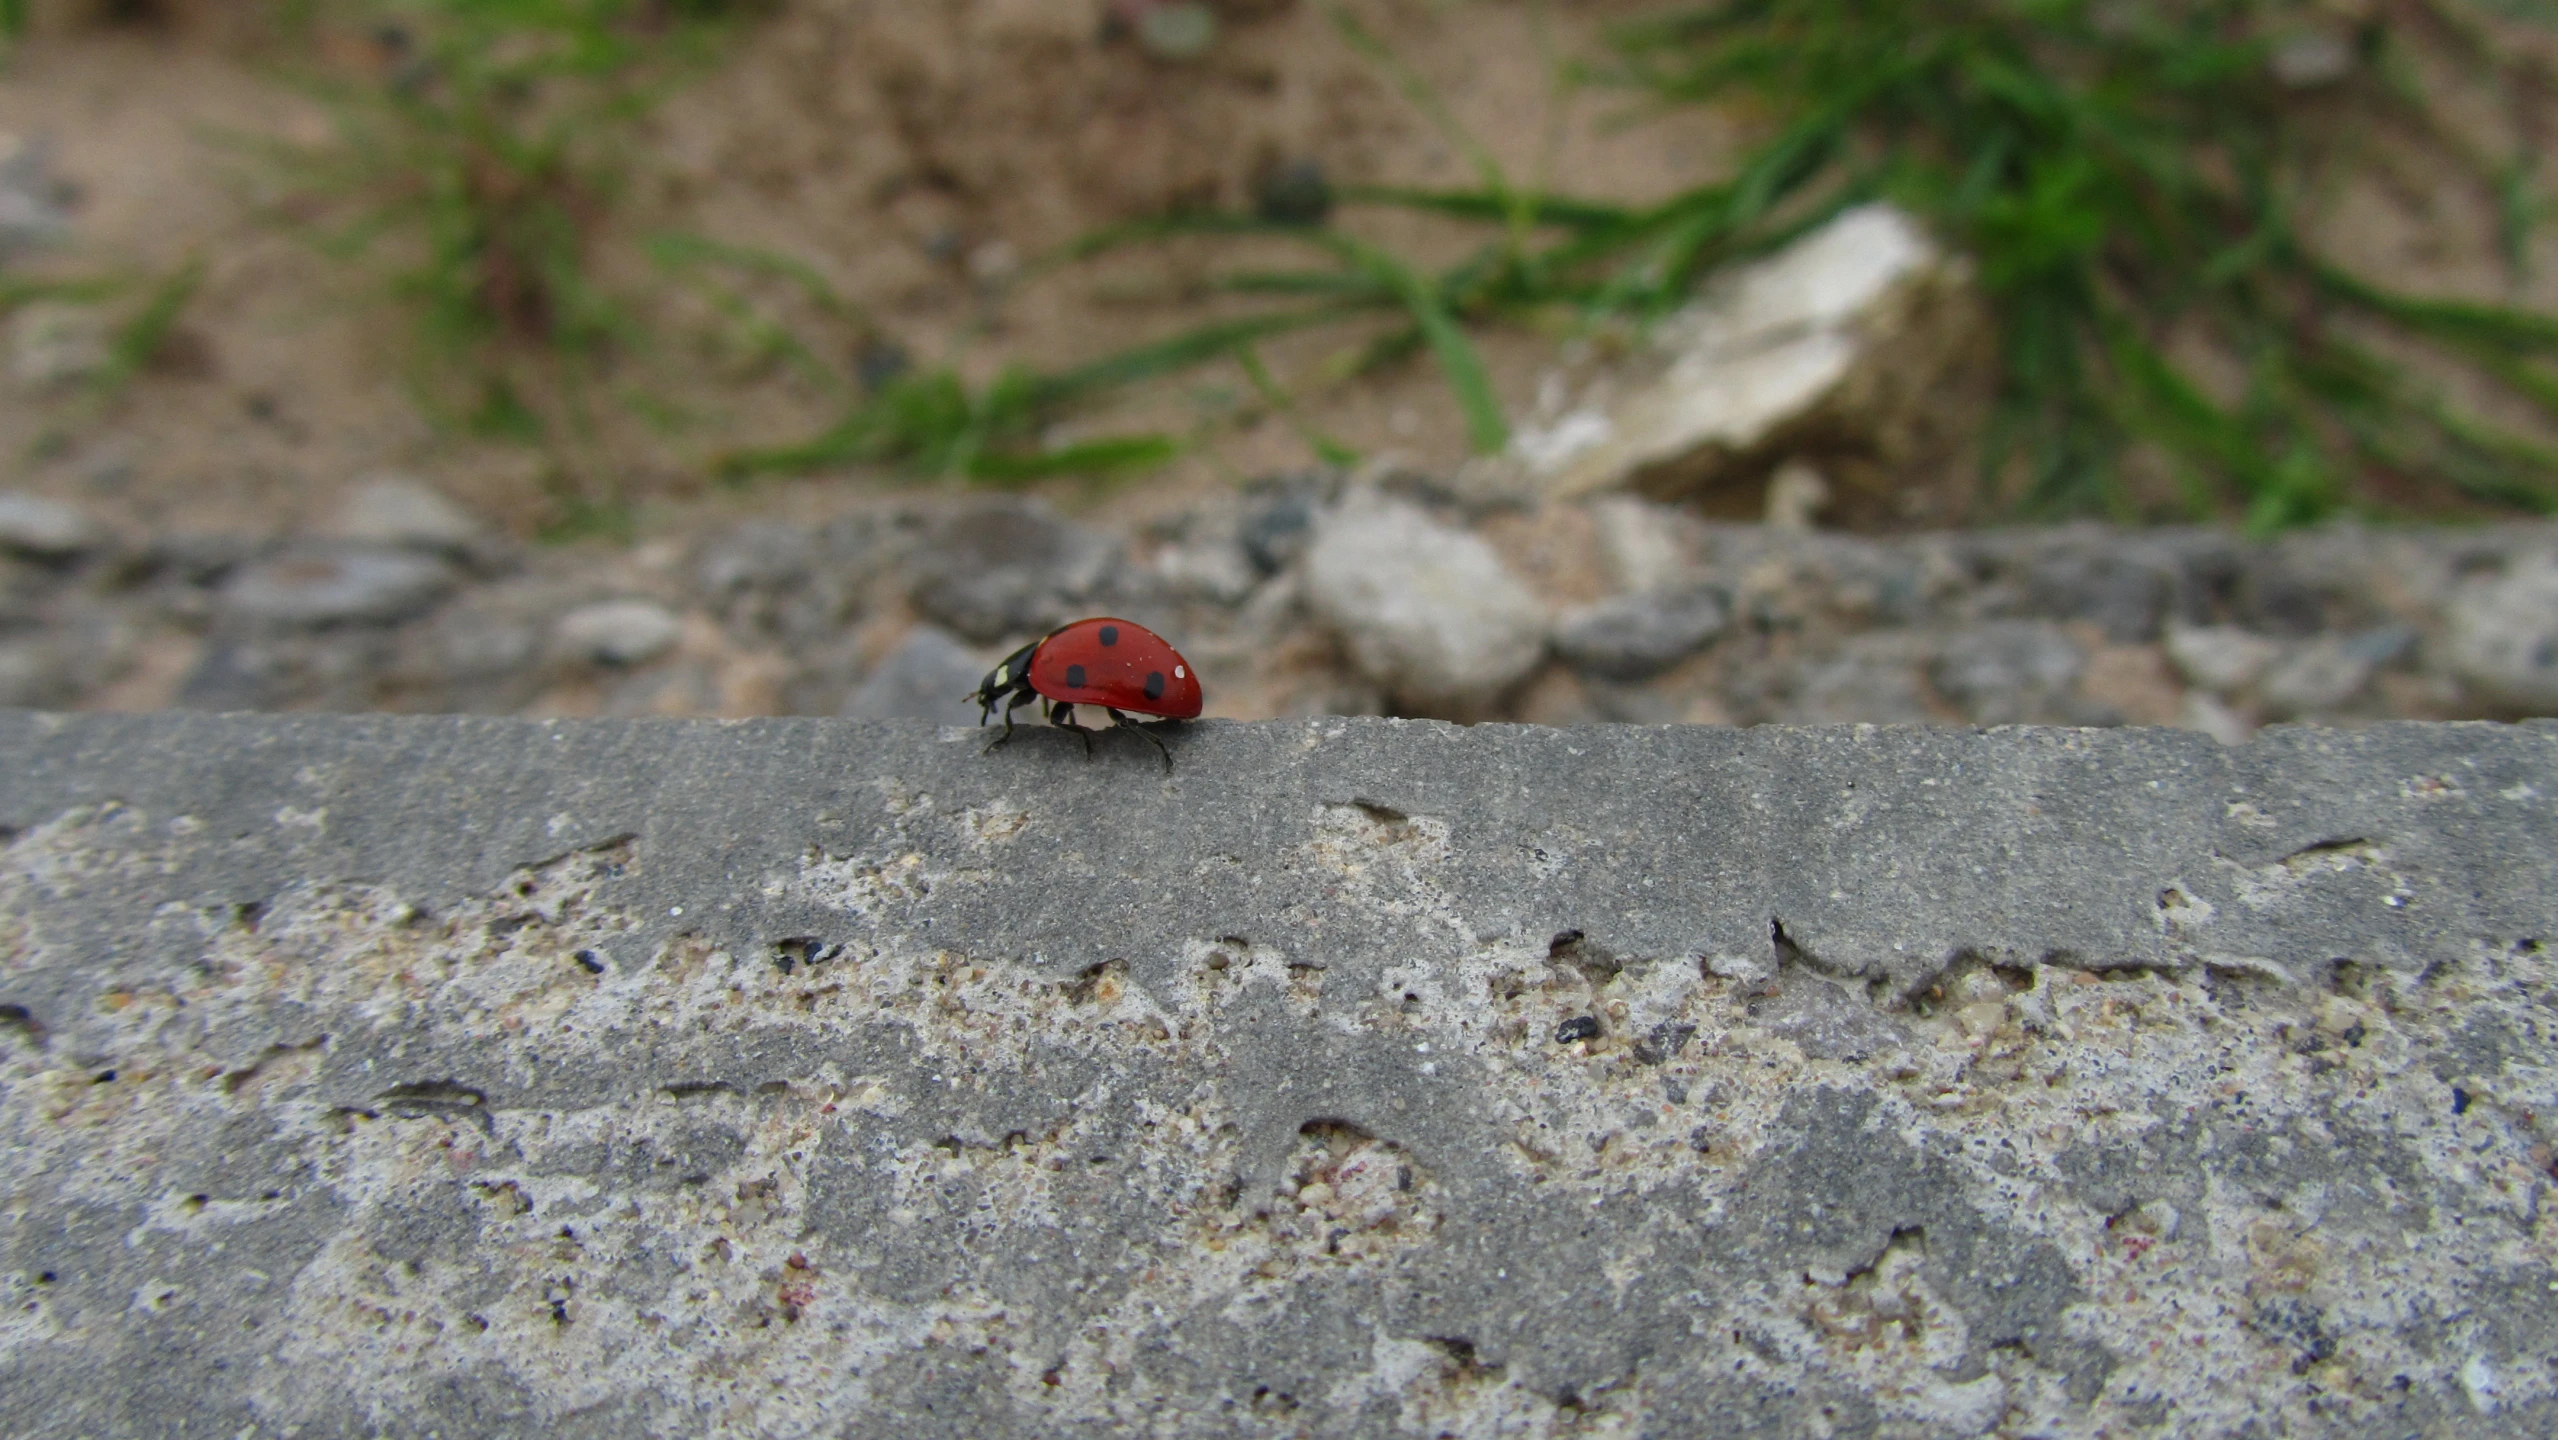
[0,0,1733,543]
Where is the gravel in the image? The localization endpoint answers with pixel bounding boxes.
[0,471,2552,735]
[907,500,1116,644]
[842,624,988,725]
[1303,490,1549,716]
[2446,549,2558,711]
[1553,583,1730,681]
[554,599,684,667]
[325,475,489,560]
[1928,621,2086,724]
[215,545,457,629]
[2164,623,2283,693]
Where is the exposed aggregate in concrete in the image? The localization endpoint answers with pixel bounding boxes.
[1,712,2555,1437]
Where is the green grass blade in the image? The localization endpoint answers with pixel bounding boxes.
[1321,235,1507,453]
[1037,302,1374,403]
[0,276,126,310]
[2316,262,2558,354]
[1335,184,1637,231]
[1207,270,1396,298]
[1035,212,1299,275]
[95,256,205,397]
[1236,342,1361,468]
[645,232,868,324]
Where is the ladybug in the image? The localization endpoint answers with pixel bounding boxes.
[968,617,1203,763]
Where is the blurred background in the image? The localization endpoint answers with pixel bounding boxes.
[3,0,2557,737]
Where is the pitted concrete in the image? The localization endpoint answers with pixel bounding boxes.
[1,712,2553,1436]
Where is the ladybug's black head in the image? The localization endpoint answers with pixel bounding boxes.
[968,639,1043,720]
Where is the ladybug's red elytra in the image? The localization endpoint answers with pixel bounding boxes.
[968,617,1203,764]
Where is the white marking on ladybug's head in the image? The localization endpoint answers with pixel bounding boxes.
[993,664,1009,686]
[1173,665,1186,679]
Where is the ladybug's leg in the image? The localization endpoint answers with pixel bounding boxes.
[983,689,1035,754]
[1047,700,1096,758]
[1106,708,1174,769]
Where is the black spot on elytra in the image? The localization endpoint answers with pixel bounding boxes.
[1065,664,1088,688]
[1098,625,1119,647]
[1145,670,1166,700]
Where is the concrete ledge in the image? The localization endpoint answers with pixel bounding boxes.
[2,712,2555,1435]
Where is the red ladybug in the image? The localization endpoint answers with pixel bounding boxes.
[968,617,1203,763]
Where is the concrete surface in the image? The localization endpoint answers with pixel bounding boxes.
[1,711,2554,1437]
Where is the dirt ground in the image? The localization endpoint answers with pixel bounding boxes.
[0,0,1740,544]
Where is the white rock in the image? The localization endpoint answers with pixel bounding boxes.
[1524,205,1992,524]
[2164,623,2283,694]
[1303,493,1547,716]
[0,490,101,557]
[556,600,684,667]
[2446,551,2558,712]
[1509,406,1614,474]
[1588,496,1690,594]
[328,475,485,554]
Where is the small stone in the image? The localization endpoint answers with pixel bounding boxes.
[844,626,989,726]
[1136,1,1218,59]
[0,132,69,261]
[2164,623,2283,694]
[1238,484,1322,576]
[327,475,484,556]
[2270,32,2354,89]
[1554,584,1729,682]
[855,339,911,395]
[9,301,107,387]
[695,516,871,646]
[2025,546,2180,643]
[218,546,455,628]
[555,600,684,667]
[1929,621,2083,724]
[1303,492,1547,716]
[1152,539,1258,604]
[426,613,543,692]
[1587,496,1690,594]
[1253,159,1332,227]
[2446,552,2558,712]
[2179,692,2254,747]
[0,491,102,558]
[2259,637,2374,717]
[2341,624,2418,669]
[1786,633,1933,726]
[908,501,1116,645]
[966,240,1020,286]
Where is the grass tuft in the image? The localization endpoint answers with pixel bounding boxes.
[254,0,754,517]
[1593,0,2558,524]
